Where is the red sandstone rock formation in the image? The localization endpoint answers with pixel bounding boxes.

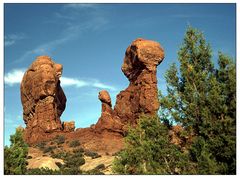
[114,38,164,124]
[95,38,164,133]
[20,38,164,154]
[20,56,66,144]
[95,90,123,133]
[62,121,75,132]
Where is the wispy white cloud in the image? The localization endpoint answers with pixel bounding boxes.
[63,3,98,9]
[4,33,26,47]
[61,77,116,91]
[61,77,88,88]
[4,69,25,86]
[15,36,71,63]
[4,68,116,91]
[13,4,107,64]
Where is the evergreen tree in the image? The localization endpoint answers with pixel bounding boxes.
[112,115,193,174]
[4,128,29,174]
[159,27,236,174]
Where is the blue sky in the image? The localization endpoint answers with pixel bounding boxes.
[4,3,236,146]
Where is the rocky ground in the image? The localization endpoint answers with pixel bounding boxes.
[26,132,120,174]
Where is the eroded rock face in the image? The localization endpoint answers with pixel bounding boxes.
[20,56,66,144]
[114,38,164,124]
[95,90,123,133]
[63,121,75,132]
[95,38,164,133]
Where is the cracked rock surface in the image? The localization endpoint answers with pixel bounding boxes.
[20,56,66,144]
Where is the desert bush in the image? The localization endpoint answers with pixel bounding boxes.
[27,156,32,159]
[84,150,101,159]
[84,164,105,175]
[51,151,70,159]
[84,169,105,175]
[56,162,63,169]
[43,146,56,153]
[94,164,105,170]
[83,164,105,175]
[54,135,65,145]
[26,168,60,175]
[36,141,46,150]
[73,148,84,155]
[69,140,80,147]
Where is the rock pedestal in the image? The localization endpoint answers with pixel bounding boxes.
[114,38,164,124]
[95,90,123,133]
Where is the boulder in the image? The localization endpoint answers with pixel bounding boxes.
[27,156,64,171]
[20,56,66,144]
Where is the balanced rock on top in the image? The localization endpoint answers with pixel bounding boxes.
[95,38,164,134]
[114,38,164,124]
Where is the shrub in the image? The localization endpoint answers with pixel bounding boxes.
[26,168,60,175]
[84,169,105,175]
[84,150,101,159]
[84,164,105,175]
[52,151,70,159]
[43,146,56,153]
[56,162,63,169]
[73,148,84,154]
[94,164,105,170]
[27,156,32,159]
[54,135,65,145]
[69,140,80,147]
[36,141,46,150]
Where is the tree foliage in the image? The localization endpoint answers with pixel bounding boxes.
[112,115,193,174]
[159,27,236,174]
[4,129,29,175]
[113,27,236,175]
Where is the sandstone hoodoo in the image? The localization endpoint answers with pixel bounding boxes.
[95,90,123,133]
[20,56,67,144]
[20,38,165,153]
[95,38,164,133]
[114,38,165,124]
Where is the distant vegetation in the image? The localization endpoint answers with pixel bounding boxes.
[4,129,105,175]
[54,135,65,145]
[113,27,236,174]
[84,150,101,159]
[69,140,80,147]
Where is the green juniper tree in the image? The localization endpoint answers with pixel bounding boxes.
[159,27,236,174]
[112,115,193,174]
[113,27,236,175]
[4,128,29,175]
